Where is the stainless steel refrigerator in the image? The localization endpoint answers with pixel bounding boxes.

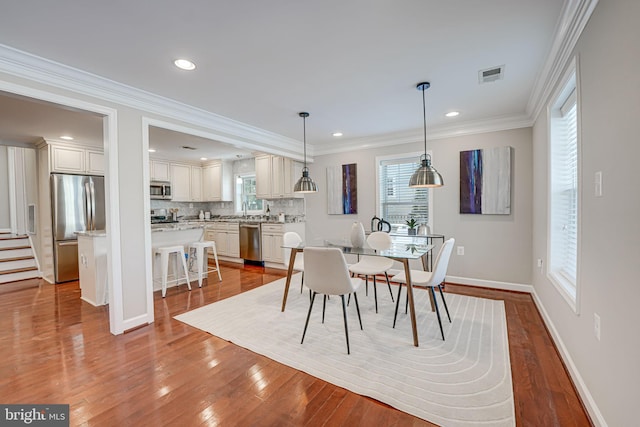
[51,173,106,283]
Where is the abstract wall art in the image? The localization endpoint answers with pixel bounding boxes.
[327,163,358,214]
[460,146,512,214]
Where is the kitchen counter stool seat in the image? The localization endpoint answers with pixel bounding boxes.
[188,240,222,287]
[154,245,191,298]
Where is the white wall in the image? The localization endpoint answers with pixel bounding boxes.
[0,145,9,230]
[305,127,533,287]
[531,1,640,425]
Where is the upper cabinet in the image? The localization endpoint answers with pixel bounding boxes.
[170,163,202,202]
[256,154,303,199]
[150,160,170,181]
[52,145,104,175]
[43,141,104,175]
[202,160,233,202]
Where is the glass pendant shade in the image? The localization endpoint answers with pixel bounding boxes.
[409,154,444,187]
[409,82,444,188]
[294,112,318,193]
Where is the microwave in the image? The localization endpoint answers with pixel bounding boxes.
[150,181,172,200]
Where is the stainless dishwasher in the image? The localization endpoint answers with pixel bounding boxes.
[239,222,262,262]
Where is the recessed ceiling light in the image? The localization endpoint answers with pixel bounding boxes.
[174,59,196,71]
[332,132,343,137]
[445,111,460,117]
[60,135,74,140]
[148,148,156,153]
[200,157,207,161]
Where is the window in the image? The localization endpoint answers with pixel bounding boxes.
[548,64,579,310]
[235,174,263,214]
[377,154,430,229]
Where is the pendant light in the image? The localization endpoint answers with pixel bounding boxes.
[294,112,318,193]
[409,82,444,188]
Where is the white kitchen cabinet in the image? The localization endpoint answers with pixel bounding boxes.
[255,155,303,199]
[207,222,240,258]
[203,160,233,201]
[255,155,272,199]
[190,166,202,201]
[50,144,105,175]
[261,222,305,266]
[77,233,108,306]
[261,224,284,263]
[150,160,170,181]
[170,164,191,201]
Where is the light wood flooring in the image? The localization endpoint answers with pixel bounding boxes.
[0,262,592,426]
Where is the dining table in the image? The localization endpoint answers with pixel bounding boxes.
[281,236,434,347]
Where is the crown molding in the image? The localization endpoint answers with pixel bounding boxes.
[0,44,302,156]
[311,113,533,156]
[526,0,599,121]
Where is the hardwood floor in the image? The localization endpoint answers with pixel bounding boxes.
[0,263,591,426]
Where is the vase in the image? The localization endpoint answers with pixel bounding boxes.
[408,228,417,236]
[350,221,365,247]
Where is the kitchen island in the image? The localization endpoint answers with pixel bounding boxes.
[151,223,205,292]
[76,230,108,306]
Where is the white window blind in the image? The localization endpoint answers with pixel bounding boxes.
[378,157,429,226]
[550,87,578,290]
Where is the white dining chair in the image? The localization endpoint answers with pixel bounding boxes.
[348,231,395,313]
[390,238,455,340]
[283,231,305,292]
[301,247,364,354]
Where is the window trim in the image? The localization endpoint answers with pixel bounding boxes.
[546,56,581,314]
[375,151,435,231]
[235,173,263,215]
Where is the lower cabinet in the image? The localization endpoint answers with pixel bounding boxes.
[206,222,240,258]
[261,223,305,266]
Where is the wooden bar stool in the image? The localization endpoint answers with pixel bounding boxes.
[187,240,222,287]
[154,245,191,298]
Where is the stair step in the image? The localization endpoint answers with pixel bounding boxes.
[0,257,37,271]
[0,234,28,240]
[0,268,40,284]
[0,266,38,275]
[0,240,30,250]
[0,248,32,259]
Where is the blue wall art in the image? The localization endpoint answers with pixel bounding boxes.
[327,163,358,214]
[460,146,512,214]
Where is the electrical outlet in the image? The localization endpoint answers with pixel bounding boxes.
[457,246,464,256]
[537,258,543,268]
[189,203,194,208]
[594,313,601,341]
[595,171,603,197]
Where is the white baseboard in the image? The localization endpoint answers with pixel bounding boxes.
[531,289,608,427]
[0,228,11,233]
[121,313,152,333]
[445,275,534,293]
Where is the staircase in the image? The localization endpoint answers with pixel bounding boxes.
[0,233,40,284]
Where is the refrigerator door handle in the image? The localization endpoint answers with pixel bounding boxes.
[89,180,96,231]
[84,182,92,231]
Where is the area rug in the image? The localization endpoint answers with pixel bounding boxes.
[175,275,515,426]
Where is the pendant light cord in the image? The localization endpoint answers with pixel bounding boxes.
[303,115,307,169]
[422,85,427,158]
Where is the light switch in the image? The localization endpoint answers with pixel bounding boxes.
[595,171,603,197]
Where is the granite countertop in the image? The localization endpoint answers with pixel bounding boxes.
[75,230,107,237]
[151,223,205,232]
[177,216,304,224]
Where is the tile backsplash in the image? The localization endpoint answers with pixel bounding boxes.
[151,198,306,220]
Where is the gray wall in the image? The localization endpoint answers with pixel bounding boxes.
[305,127,533,287]
[0,146,9,229]
[531,1,640,425]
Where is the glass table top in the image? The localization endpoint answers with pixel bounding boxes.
[284,236,433,260]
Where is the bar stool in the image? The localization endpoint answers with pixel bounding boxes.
[154,245,191,298]
[187,240,222,287]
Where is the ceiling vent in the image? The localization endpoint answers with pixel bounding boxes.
[479,65,505,84]
[181,145,197,150]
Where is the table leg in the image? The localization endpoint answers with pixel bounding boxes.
[281,248,299,312]
[402,259,419,347]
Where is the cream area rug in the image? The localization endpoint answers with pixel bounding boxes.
[175,275,515,427]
